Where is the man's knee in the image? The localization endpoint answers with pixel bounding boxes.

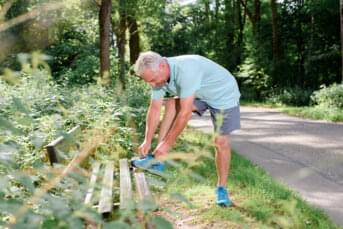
[214,135,230,149]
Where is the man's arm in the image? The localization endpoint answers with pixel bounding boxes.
[154,96,194,157]
[138,99,163,156]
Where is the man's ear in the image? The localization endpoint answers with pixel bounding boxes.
[160,61,167,70]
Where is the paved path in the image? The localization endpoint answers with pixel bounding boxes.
[188,106,343,226]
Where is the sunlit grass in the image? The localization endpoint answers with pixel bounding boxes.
[240,100,343,122]
[280,106,343,122]
[161,128,340,228]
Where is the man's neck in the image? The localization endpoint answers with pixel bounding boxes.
[163,58,171,83]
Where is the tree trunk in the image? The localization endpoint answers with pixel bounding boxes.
[340,0,343,82]
[99,0,112,82]
[270,0,281,61]
[127,15,140,65]
[239,0,260,33]
[116,0,126,90]
[236,0,246,66]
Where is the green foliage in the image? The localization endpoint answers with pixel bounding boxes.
[0,52,165,228]
[267,86,313,106]
[311,84,343,109]
[45,11,101,85]
[282,106,343,122]
[236,59,271,100]
[144,1,242,69]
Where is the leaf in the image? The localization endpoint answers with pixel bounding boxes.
[0,117,22,135]
[12,97,30,114]
[17,175,35,193]
[151,216,173,229]
[0,141,20,157]
[104,221,131,229]
[0,199,22,214]
[17,116,33,126]
[0,68,20,85]
[137,199,158,212]
[0,176,9,190]
[41,218,58,229]
[12,210,43,229]
[67,217,84,229]
[30,131,46,149]
[44,195,71,218]
[74,208,102,225]
[0,140,20,161]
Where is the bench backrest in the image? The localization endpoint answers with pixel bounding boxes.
[45,125,81,165]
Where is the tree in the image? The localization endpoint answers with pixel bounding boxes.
[126,0,140,64]
[127,15,140,64]
[112,0,126,90]
[99,0,112,82]
[239,0,261,33]
[270,0,281,62]
[340,0,343,82]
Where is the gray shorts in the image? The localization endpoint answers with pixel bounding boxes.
[193,99,241,135]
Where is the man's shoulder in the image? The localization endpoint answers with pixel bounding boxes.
[168,54,204,62]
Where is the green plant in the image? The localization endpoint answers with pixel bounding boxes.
[267,86,313,106]
[311,83,343,109]
[236,59,272,101]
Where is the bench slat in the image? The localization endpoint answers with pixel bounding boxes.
[134,172,154,229]
[134,172,151,200]
[84,161,101,205]
[98,162,114,214]
[119,159,133,209]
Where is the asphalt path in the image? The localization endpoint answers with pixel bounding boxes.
[188,106,343,226]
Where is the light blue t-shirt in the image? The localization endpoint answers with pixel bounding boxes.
[152,55,240,109]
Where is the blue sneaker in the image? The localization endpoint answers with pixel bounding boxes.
[216,186,232,207]
[131,154,165,172]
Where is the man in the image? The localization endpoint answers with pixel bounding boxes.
[131,51,241,207]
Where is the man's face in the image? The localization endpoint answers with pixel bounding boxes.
[141,66,167,88]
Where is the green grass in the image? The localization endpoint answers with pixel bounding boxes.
[240,100,343,122]
[280,106,343,122]
[160,128,340,228]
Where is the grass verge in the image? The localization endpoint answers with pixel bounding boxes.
[157,128,340,228]
[240,100,343,122]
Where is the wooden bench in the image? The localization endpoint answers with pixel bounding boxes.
[45,125,81,166]
[45,126,159,226]
[45,126,115,216]
[119,158,156,208]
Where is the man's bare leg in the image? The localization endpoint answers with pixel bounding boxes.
[214,135,231,187]
[158,98,180,143]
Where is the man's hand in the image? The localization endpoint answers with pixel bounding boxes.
[153,141,172,158]
[138,141,151,158]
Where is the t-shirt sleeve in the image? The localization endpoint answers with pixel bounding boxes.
[151,87,166,100]
[176,67,202,98]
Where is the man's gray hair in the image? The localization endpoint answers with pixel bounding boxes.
[134,51,163,76]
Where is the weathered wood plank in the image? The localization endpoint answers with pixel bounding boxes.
[98,162,114,214]
[134,172,151,200]
[45,125,81,165]
[134,172,154,229]
[119,159,133,209]
[84,161,101,205]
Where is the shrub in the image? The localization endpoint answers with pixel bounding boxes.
[236,59,271,101]
[311,83,343,109]
[267,87,313,106]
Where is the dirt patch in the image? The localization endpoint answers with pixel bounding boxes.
[155,194,243,229]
